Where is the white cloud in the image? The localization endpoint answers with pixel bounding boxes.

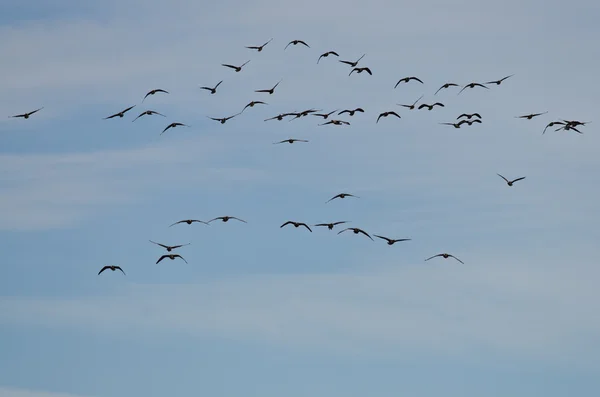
[0,387,92,397]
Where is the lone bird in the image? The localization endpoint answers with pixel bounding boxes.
[255,80,282,95]
[200,80,223,94]
[374,235,412,245]
[208,113,241,124]
[246,38,273,52]
[377,111,401,123]
[314,221,349,230]
[516,112,547,120]
[497,173,526,186]
[10,107,43,119]
[156,254,187,264]
[169,219,210,227]
[103,105,135,119]
[338,227,374,241]
[458,83,489,95]
[339,54,365,67]
[242,100,268,112]
[149,240,190,252]
[98,265,125,275]
[161,122,189,134]
[397,95,424,110]
[457,113,482,120]
[132,110,166,122]
[338,108,364,116]
[142,89,169,102]
[274,138,309,145]
[425,253,464,264]
[317,51,339,63]
[418,102,444,111]
[394,76,424,88]
[208,216,247,223]
[434,83,460,95]
[285,39,310,49]
[484,74,514,85]
[349,67,372,76]
[320,119,350,126]
[222,60,250,72]
[280,221,312,232]
[327,193,359,203]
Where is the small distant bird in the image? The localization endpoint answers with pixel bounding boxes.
[242,101,268,112]
[327,193,359,203]
[161,122,189,134]
[462,119,482,126]
[314,221,349,230]
[425,253,464,264]
[200,80,223,94]
[222,60,250,72]
[394,76,424,88]
[265,112,295,121]
[349,67,372,76]
[377,111,401,123]
[255,80,282,95]
[312,110,339,119]
[339,54,365,68]
[484,74,514,85]
[457,113,482,120]
[274,138,309,145]
[562,120,590,127]
[458,83,489,95]
[208,216,247,223]
[280,221,312,232]
[515,112,547,120]
[556,124,583,134]
[418,102,444,111]
[98,265,125,275]
[156,254,187,264]
[10,107,43,119]
[397,95,424,110]
[169,219,210,227]
[338,227,374,241]
[338,108,364,116]
[434,83,460,95]
[320,119,350,126]
[132,110,166,122]
[497,174,526,186]
[374,235,412,245]
[103,105,135,119]
[317,51,339,63]
[142,89,169,102]
[149,241,190,252]
[285,40,310,49]
[208,113,241,124]
[246,38,273,52]
[542,121,566,134]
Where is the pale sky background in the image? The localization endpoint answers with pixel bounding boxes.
[1,0,599,396]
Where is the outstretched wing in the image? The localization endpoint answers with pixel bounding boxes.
[424,254,443,261]
[98,266,110,275]
[497,174,510,183]
[448,255,464,264]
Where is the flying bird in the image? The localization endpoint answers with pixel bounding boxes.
[208,113,241,124]
[462,119,482,126]
[280,221,312,232]
[161,122,189,134]
[338,108,364,116]
[169,219,210,227]
[320,119,350,126]
[208,216,247,223]
[515,112,548,120]
[222,60,250,72]
[242,100,268,112]
[284,39,310,49]
[425,253,464,264]
[497,174,526,186]
[142,89,169,102]
[10,107,43,119]
[457,113,482,120]
[377,111,401,123]
[246,38,273,52]
[339,54,365,67]
[418,102,444,111]
[314,221,349,230]
[317,51,339,63]
[200,80,223,94]
[98,265,125,275]
[255,80,282,95]
[149,241,190,252]
[484,74,514,85]
[349,67,372,76]
[458,83,489,95]
[156,254,187,264]
[542,121,566,134]
[394,76,424,88]
[374,236,412,245]
[338,227,374,241]
[397,95,424,110]
[312,110,339,119]
[132,110,166,122]
[274,138,309,144]
[556,124,583,134]
[265,112,295,121]
[327,193,359,203]
[434,83,460,95]
[103,105,135,119]
[288,109,321,121]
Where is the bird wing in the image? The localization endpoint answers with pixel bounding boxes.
[511,177,526,183]
[413,77,424,84]
[149,240,169,249]
[121,105,135,114]
[300,223,313,232]
[298,40,310,47]
[132,112,145,122]
[390,112,401,118]
[207,217,224,223]
[448,255,464,264]
[332,221,349,226]
[457,85,469,95]
[497,174,509,183]
[376,114,384,123]
[160,124,173,134]
[175,255,188,263]
[214,80,223,89]
[169,220,185,227]
[280,221,293,228]
[457,114,469,120]
[115,266,126,275]
[156,255,167,264]
[434,85,446,95]
[26,107,44,116]
[374,235,392,243]
[418,104,429,110]
[433,103,444,107]
[230,217,247,223]
[326,194,341,203]
[337,228,352,235]
[357,229,374,240]
[424,254,443,261]
[349,68,358,76]
[221,64,237,69]
[98,266,110,275]
[284,41,293,50]
[339,60,353,66]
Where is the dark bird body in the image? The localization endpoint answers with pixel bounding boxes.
[161,122,188,134]
[349,67,372,76]
[246,38,273,52]
[374,236,411,245]
[285,40,310,49]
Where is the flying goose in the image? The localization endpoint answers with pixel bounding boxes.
[280,221,312,232]
[484,74,514,85]
[98,265,125,275]
[242,101,268,112]
[132,110,166,122]
[317,51,339,63]
[284,40,310,49]
[338,108,364,116]
[377,111,401,123]
[314,221,349,230]
[418,102,444,111]
[312,110,339,119]
[200,80,223,94]
[515,112,547,120]
[103,105,135,119]
[274,138,309,144]
[327,193,359,203]
[349,67,372,76]
[394,76,424,88]
[374,236,412,245]
[497,174,526,186]
[208,216,247,223]
[458,83,489,95]
[337,227,374,241]
[397,95,424,110]
[169,219,210,227]
[320,119,350,126]
[425,253,464,264]
[10,107,44,119]
[221,60,250,72]
[246,38,273,52]
[255,80,282,95]
[161,122,189,134]
[149,241,190,252]
[434,83,460,95]
[339,54,365,67]
[208,113,241,124]
[156,254,187,264]
[457,113,482,120]
[142,89,169,102]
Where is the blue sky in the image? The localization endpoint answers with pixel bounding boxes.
[1,0,599,396]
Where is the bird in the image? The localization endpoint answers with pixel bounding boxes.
[377,111,401,123]
[221,60,250,72]
[484,74,514,85]
[374,235,412,245]
[265,112,295,121]
[98,265,125,275]
[280,221,312,232]
[200,80,223,94]
[515,112,547,120]
[394,76,424,88]
[274,138,309,145]
[397,95,424,110]
[327,193,359,203]
[320,119,350,126]
[457,113,482,120]
[458,83,489,95]
[285,39,310,49]
[242,101,268,112]
[434,83,460,95]
[208,113,241,124]
[542,121,566,134]
[208,216,247,223]
[555,124,583,134]
[169,219,210,227]
[339,54,365,67]
[132,110,166,122]
[103,105,135,119]
[349,67,372,76]
[338,108,364,116]
[314,221,349,230]
[156,254,187,264]
[149,241,190,252]
[161,122,189,134]
[255,80,282,95]
[289,109,321,121]
[497,174,526,186]
[312,110,339,119]
[418,102,444,111]
[142,89,169,102]
[246,38,273,52]
[317,51,339,63]
[462,119,482,126]
[10,107,43,119]
[424,253,464,264]
[338,227,374,241]
[440,122,463,129]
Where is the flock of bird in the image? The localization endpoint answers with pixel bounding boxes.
[9,37,590,276]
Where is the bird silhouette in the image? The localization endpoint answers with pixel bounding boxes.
[314,221,349,230]
[222,60,250,72]
[208,113,241,124]
[208,216,247,223]
[156,254,187,264]
[327,193,359,203]
[317,51,339,63]
[149,241,190,252]
[338,227,374,241]
[284,40,310,49]
[161,122,189,134]
[142,89,169,102]
[497,174,526,186]
[434,83,460,95]
[132,110,166,122]
[169,219,210,227]
[515,112,547,120]
[377,111,401,123]
[397,95,424,110]
[274,139,309,145]
[394,76,424,88]
[255,80,282,95]
[374,236,412,245]
[458,83,489,95]
[418,102,444,111]
[338,108,365,116]
[103,105,135,119]
[98,265,125,275]
[484,74,514,85]
[425,253,464,264]
[339,54,365,67]
[200,80,223,94]
[280,221,313,232]
[10,107,43,119]
[349,67,372,76]
[457,113,482,120]
[246,38,273,52]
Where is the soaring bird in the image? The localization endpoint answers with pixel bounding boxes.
[208,216,247,223]
[339,54,365,67]
[246,38,273,52]
[515,112,547,120]
[327,193,359,203]
[222,60,250,72]
[374,235,412,245]
[208,113,241,124]
[425,253,464,264]
[169,219,210,227]
[274,138,309,145]
[265,112,296,121]
[156,254,187,264]
[338,227,373,241]
[200,80,223,94]
[161,122,189,134]
[394,76,424,88]
[255,80,282,95]
[542,121,566,134]
[288,109,321,121]
[320,119,350,126]
[284,39,310,49]
[458,83,489,95]
[497,174,526,186]
[457,113,482,120]
[397,95,424,110]
[242,101,268,112]
[377,111,401,123]
[314,221,349,230]
[349,67,372,76]
[280,221,312,232]
[10,107,43,119]
[312,110,339,119]
[98,265,125,275]
[132,110,166,122]
[418,102,444,111]
[555,124,583,134]
[149,241,190,252]
[338,108,364,116]
[484,74,514,85]
[142,89,169,102]
[317,51,339,64]
[440,122,463,129]
[103,105,135,119]
[434,83,460,95]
